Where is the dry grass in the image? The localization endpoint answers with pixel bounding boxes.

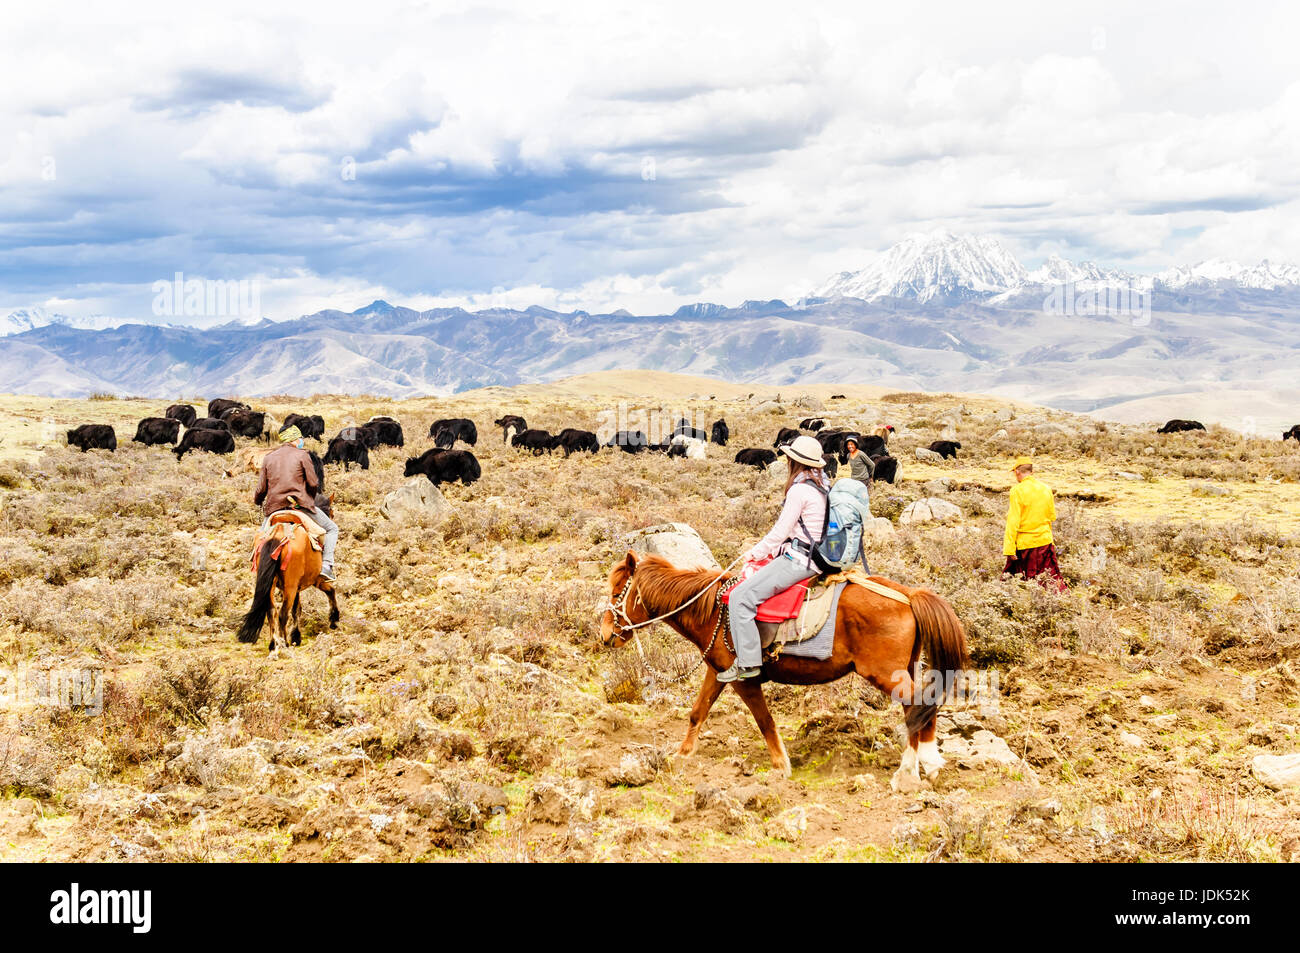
[0,378,1297,861]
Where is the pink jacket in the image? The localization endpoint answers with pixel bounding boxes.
[749,473,829,562]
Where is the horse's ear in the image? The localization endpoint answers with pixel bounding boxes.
[623,550,638,569]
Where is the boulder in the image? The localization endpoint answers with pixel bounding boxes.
[791,395,824,412]
[1251,753,1300,790]
[753,400,783,414]
[992,409,1014,422]
[993,428,1008,439]
[626,522,720,570]
[380,478,450,524]
[922,478,951,496]
[915,447,943,462]
[939,728,1038,782]
[899,498,962,525]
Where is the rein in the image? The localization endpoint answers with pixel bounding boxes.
[601,553,745,635]
[601,553,746,683]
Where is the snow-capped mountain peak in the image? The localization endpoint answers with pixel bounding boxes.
[1157,258,1300,290]
[815,230,1028,303]
[815,233,1300,303]
[1025,254,1136,286]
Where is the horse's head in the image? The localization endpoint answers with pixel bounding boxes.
[599,550,644,648]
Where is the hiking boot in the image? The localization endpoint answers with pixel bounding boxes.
[319,564,336,582]
[716,662,761,683]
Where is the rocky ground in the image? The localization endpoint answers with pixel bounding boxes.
[0,374,1297,862]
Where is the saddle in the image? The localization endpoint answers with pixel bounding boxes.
[722,562,911,653]
[253,509,325,565]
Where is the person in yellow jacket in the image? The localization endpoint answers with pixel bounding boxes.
[1003,456,1066,590]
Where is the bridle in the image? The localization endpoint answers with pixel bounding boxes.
[600,554,745,683]
[600,553,744,640]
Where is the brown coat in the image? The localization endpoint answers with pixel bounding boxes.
[254,445,320,516]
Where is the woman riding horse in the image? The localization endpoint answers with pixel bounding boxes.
[719,434,830,683]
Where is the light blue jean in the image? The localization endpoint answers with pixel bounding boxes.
[311,508,338,570]
[728,552,818,668]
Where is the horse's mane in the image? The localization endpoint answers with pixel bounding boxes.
[633,555,729,629]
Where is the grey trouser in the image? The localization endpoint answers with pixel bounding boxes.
[312,509,338,569]
[728,552,818,668]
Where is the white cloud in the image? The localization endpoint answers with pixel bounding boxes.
[1,0,1298,320]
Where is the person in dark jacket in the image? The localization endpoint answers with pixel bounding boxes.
[253,426,338,580]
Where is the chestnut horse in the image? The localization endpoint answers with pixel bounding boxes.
[600,552,969,791]
[236,502,339,652]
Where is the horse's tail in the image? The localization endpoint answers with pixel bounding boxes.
[237,538,280,643]
[904,588,970,736]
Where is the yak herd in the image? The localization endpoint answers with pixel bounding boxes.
[59,398,1269,497]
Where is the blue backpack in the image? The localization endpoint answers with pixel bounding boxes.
[798,478,872,573]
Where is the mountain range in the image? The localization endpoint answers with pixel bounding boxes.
[3,231,1299,433]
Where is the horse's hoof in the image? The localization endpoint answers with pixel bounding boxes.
[919,755,946,779]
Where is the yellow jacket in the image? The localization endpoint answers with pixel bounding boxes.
[1003,476,1056,556]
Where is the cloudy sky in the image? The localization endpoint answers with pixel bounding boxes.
[3,0,1298,321]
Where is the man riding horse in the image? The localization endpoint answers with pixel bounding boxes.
[254,425,339,580]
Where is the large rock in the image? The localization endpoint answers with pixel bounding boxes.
[791,395,824,412]
[899,498,963,525]
[915,447,943,462]
[1251,753,1300,790]
[380,478,450,524]
[938,726,1039,783]
[626,522,720,570]
[753,400,783,414]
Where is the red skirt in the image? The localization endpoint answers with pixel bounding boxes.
[1004,543,1067,591]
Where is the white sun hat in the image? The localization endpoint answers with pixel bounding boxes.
[780,434,826,467]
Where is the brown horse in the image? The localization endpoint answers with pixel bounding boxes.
[600,552,969,791]
[236,507,339,652]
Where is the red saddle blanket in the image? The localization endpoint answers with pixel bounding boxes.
[720,557,812,622]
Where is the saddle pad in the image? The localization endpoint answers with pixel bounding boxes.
[719,556,811,622]
[761,583,844,660]
[266,509,326,541]
[759,579,840,648]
